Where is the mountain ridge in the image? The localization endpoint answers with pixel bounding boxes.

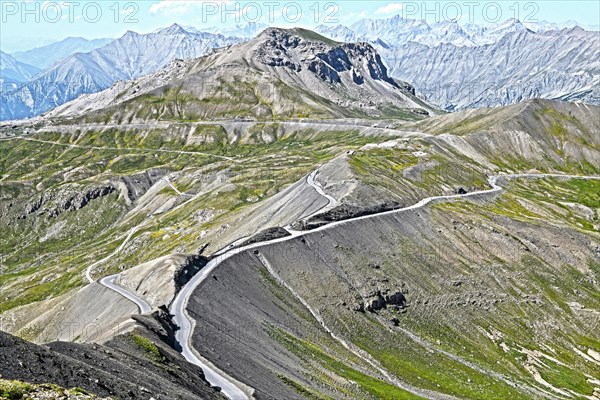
[317,16,540,48]
[378,27,600,110]
[10,37,113,70]
[2,18,598,121]
[0,51,40,86]
[0,26,241,121]
[42,27,434,122]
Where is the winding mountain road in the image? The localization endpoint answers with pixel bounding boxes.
[84,225,152,314]
[168,172,599,400]
[9,136,238,162]
[306,169,337,208]
[93,171,599,400]
[99,274,152,314]
[83,170,331,399]
[170,170,334,399]
[85,226,141,283]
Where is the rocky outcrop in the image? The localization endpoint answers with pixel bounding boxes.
[60,186,116,215]
[307,57,341,83]
[241,227,291,247]
[132,306,180,350]
[293,201,403,230]
[367,289,406,312]
[20,184,117,219]
[257,28,401,89]
[0,329,225,399]
[362,289,408,312]
[173,252,210,295]
[119,169,166,203]
[256,29,302,71]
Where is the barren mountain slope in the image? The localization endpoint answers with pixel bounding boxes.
[0,310,226,400]
[188,174,599,399]
[173,100,600,399]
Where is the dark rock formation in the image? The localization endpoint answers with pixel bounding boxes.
[174,252,210,295]
[366,289,407,312]
[0,328,225,400]
[307,58,341,83]
[132,306,180,351]
[21,184,118,219]
[61,186,116,215]
[241,227,291,246]
[120,168,166,202]
[294,201,403,230]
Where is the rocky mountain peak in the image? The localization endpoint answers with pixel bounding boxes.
[122,29,140,38]
[257,27,338,47]
[160,23,187,35]
[251,27,397,88]
[501,17,525,27]
[258,28,304,49]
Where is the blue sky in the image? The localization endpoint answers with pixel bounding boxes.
[1,1,599,52]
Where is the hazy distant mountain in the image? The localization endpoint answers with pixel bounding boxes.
[524,19,600,32]
[316,17,600,110]
[0,37,58,54]
[187,22,269,38]
[316,16,538,47]
[0,51,40,86]
[316,16,600,48]
[380,27,600,110]
[0,24,241,121]
[10,37,113,70]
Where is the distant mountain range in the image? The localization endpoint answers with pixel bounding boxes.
[185,21,269,39]
[378,27,599,110]
[316,17,597,47]
[316,17,524,47]
[10,37,113,70]
[1,24,241,120]
[1,17,598,120]
[0,51,40,86]
[315,17,600,110]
